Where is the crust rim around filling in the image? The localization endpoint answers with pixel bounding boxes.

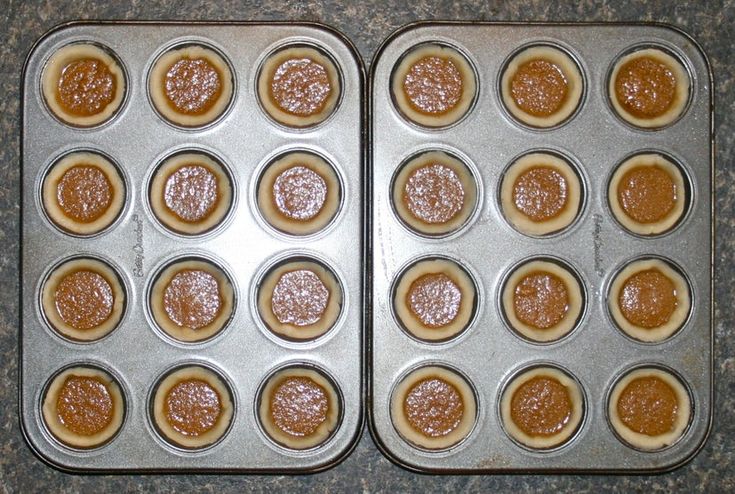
[500,366,584,450]
[42,366,125,449]
[391,44,477,128]
[150,259,235,343]
[42,43,126,127]
[608,48,690,129]
[42,258,125,341]
[501,260,583,343]
[608,367,691,451]
[257,46,341,128]
[258,367,341,450]
[149,153,233,235]
[257,260,343,341]
[500,45,583,128]
[149,45,234,128]
[608,258,691,342]
[608,153,687,236]
[152,366,234,449]
[392,151,478,236]
[257,152,341,236]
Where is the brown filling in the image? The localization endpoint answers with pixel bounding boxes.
[271,269,330,327]
[403,163,465,225]
[55,57,117,117]
[512,166,569,222]
[268,57,332,117]
[617,375,679,436]
[402,55,464,116]
[271,165,328,222]
[615,56,677,119]
[54,269,114,330]
[510,58,569,118]
[618,268,678,329]
[163,269,222,329]
[164,57,223,116]
[56,375,114,437]
[513,270,570,330]
[617,165,678,224]
[269,376,330,438]
[403,376,464,438]
[510,375,573,437]
[55,164,113,224]
[406,273,462,328]
[163,378,222,437]
[163,164,220,224]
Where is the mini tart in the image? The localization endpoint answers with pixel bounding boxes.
[500,152,582,236]
[608,367,691,450]
[149,45,234,127]
[42,366,125,449]
[501,45,583,128]
[259,367,341,450]
[501,260,583,343]
[42,151,125,236]
[609,48,690,128]
[258,46,341,128]
[608,258,691,342]
[42,43,126,127]
[42,258,125,341]
[393,258,476,342]
[608,153,687,235]
[150,259,234,343]
[391,44,477,128]
[257,152,341,235]
[500,366,584,450]
[392,151,477,236]
[391,365,477,450]
[257,260,342,341]
[152,366,234,449]
[149,152,232,235]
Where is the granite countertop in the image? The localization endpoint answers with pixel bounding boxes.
[1,1,732,492]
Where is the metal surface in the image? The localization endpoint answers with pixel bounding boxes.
[369,23,712,473]
[21,22,364,472]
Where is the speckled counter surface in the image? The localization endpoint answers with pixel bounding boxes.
[1,1,733,492]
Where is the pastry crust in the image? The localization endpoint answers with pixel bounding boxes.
[149,45,234,127]
[393,258,476,341]
[257,46,341,128]
[42,43,126,127]
[42,151,126,236]
[500,152,582,236]
[258,367,341,450]
[392,151,478,236]
[608,153,687,235]
[150,259,234,343]
[608,258,691,342]
[149,153,232,235]
[42,366,125,449]
[609,48,690,128]
[257,260,342,341]
[391,44,477,128]
[257,152,341,235]
[501,260,583,343]
[42,258,125,341]
[152,366,234,449]
[501,45,583,128]
[391,365,477,450]
[608,367,691,450]
[500,366,584,450]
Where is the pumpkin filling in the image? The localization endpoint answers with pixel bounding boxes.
[510,375,573,437]
[162,269,222,330]
[403,376,464,438]
[163,378,222,437]
[272,165,327,222]
[510,58,569,117]
[269,57,332,117]
[402,55,464,116]
[54,269,114,330]
[406,272,462,328]
[403,163,465,225]
[269,376,330,438]
[56,375,114,436]
[56,57,117,117]
[513,270,569,330]
[163,57,223,115]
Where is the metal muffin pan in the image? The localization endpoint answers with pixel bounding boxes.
[21,22,364,472]
[369,23,712,472]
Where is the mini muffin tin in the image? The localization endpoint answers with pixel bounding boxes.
[21,22,363,472]
[369,23,712,472]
